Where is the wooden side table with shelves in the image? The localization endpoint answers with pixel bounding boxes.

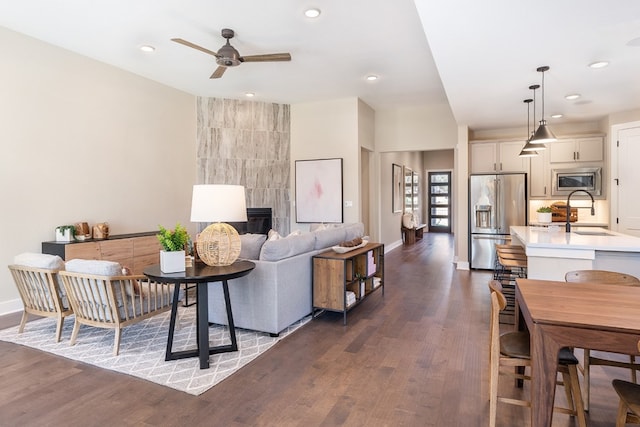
[312,242,384,325]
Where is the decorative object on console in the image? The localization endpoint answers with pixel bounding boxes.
[295,158,343,223]
[55,225,76,242]
[190,184,247,267]
[93,222,109,239]
[157,223,189,273]
[536,206,552,223]
[74,222,91,240]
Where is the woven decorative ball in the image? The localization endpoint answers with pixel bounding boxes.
[196,223,241,266]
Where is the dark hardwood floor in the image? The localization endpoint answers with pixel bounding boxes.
[0,233,627,426]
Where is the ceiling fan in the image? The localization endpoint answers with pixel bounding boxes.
[171,28,291,79]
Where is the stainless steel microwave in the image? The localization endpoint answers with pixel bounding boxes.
[551,167,602,196]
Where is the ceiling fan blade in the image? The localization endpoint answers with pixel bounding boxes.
[241,53,291,62]
[171,38,219,57]
[210,66,227,79]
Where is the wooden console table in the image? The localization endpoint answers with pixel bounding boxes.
[312,242,384,324]
[42,232,160,275]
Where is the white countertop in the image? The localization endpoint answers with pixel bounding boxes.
[510,226,640,253]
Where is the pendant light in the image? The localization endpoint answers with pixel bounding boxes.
[528,84,546,151]
[519,99,538,157]
[530,66,557,144]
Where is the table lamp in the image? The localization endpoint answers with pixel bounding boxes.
[190,184,247,266]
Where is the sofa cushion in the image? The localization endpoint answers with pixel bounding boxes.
[239,233,267,260]
[313,227,347,250]
[259,232,316,261]
[343,223,365,241]
[14,252,64,270]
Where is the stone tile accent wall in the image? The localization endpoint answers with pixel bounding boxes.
[196,97,290,235]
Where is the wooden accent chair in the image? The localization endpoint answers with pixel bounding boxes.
[58,259,174,355]
[488,280,586,427]
[613,348,640,426]
[8,253,73,342]
[565,269,640,410]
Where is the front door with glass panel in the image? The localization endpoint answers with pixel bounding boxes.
[428,172,451,233]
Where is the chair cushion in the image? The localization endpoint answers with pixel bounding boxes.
[14,252,64,270]
[558,347,579,365]
[65,259,122,276]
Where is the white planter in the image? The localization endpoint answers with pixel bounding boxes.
[160,250,186,273]
[55,228,74,242]
[537,212,552,223]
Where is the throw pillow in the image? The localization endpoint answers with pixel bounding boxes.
[287,229,302,237]
[402,213,415,229]
[239,233,268,260]
[267,229,282,241]
[309,223,327,232]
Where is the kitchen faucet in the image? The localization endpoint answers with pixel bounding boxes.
[566,190,595,232]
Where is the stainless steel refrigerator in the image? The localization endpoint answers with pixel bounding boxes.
[469,173,527,269]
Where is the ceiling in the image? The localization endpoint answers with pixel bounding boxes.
[1,0,639,131]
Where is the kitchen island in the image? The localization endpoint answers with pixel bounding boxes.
[510,226,640,280]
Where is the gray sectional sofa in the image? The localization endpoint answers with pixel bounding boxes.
[207,223,365,335]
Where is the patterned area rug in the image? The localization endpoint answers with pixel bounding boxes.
[0,306,310,395]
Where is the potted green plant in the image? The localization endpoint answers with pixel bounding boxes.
[536,206,553,223]
[55,225,76,242]
[157,223,189,273]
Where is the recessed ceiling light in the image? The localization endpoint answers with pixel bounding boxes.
[551,114,563,119]
[565,94,581,100]
[366,75,378,81]
[139,45,155,53]
[589,61,609,69]
[304,8,321,18]
[245,92,255,98]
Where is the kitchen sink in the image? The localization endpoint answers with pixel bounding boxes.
[573,231,615,236]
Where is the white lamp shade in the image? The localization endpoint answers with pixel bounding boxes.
[190,185,248,223]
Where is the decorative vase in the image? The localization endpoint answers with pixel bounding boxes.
[55,228,74,242]
[160,250,186,273]
[537,212,552,223]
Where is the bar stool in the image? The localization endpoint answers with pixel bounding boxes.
[493,245,527,323]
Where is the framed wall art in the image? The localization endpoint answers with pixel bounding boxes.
[295,158,343,223]
[392,163,403,213]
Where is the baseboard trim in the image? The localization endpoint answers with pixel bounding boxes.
[385,240,403,253]
[0,298,23,317]
[456,261,470,270]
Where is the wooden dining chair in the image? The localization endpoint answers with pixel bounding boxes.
[565,269,640,411]
[488,280,586,427]
[613,341,640,427]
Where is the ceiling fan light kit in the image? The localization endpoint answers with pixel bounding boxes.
[530,65,557,144]
[171,28,291,79]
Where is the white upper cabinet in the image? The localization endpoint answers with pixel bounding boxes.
[470,141,528,174]
[549,137,603,163]
[529,148,550,198]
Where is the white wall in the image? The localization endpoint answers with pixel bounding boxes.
[0,27,196,314]
[375,104,458,152]
[290,98,361,230]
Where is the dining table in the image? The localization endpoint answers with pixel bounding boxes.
[515,278,640,427]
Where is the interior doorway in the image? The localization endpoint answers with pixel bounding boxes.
[612,122,640,237]
[428,171,452,233]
